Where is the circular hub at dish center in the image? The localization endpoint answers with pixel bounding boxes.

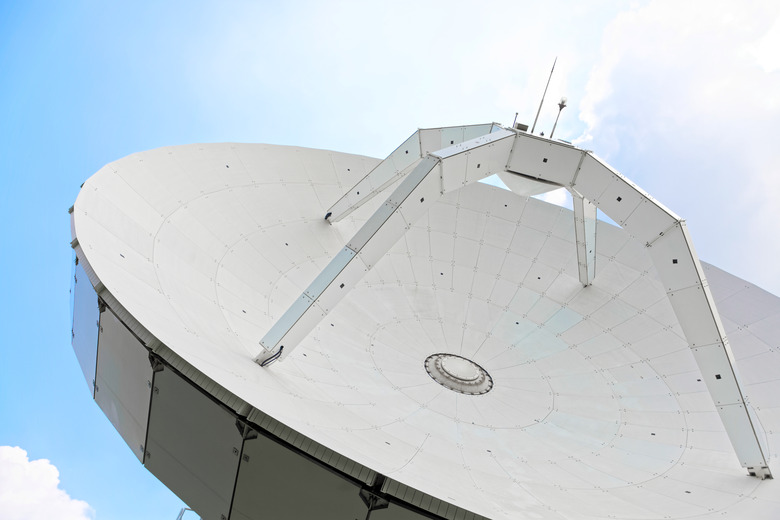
[425,353,493,395]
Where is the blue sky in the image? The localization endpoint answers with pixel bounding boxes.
[1,1,778,519]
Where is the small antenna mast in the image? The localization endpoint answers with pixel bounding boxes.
[531,57,557,134]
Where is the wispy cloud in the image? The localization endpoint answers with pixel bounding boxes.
[576,0,780,293]
[0,446,93,520]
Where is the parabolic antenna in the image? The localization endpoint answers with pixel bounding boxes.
[70,124,779,520]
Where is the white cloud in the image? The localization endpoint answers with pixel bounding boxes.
[183,1,636,156]
[576,0,780,294]
[535,188,572,209]
[0,446,93,520]
[750,15,780,73]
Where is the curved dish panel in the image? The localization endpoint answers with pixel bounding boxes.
[71,142,780,519]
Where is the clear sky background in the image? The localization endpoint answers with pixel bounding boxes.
[1,1,779,519]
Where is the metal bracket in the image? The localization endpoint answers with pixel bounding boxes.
[748,466,773,480]
[359,474,389,520]
[148,353,165,373]
[234,420,258,440]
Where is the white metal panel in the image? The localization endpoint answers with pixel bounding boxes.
[409,254,434,287]
[389,131,424,175]
[667,284,722,347]
[71,260,100,395]
[327,147,378,188]
[526,296,562,325]
[426,227,466,266]
[95,309,152,462]
[701,263,750,302]
[506,133,583,185]
[610,311,664,344]
[621,197,680,245]
[476,244,506,278]
[314,254,370,313]
[438,133,515,191]
[453,236,481,269]
[647,224,702,292]
[593,177,644,226]
[427,199,458,236]
[569,154,618,203]
[716,284,780,328]
[388,253,416,285]
[89,164,166,239]
[103,150,184,218]
[571,191,597,286]
[716,403,770,469]
[302,247,355,298]
[480,214,517,250]
[498,251,533,286]
[454,207,486,244]
[357,210,410,269]
[386,157,441,207]
[347,201,397,253]
[267,302,328,362]
[419,128,443,156]
[298,146,341,185]
[522,262,562,295]
[396,164,443,226]
[403,225,430,258]
[690,343,745,406]
[440,126,465,149]
[77,189,156,262]
[482,131,519,167]
[259,293,316,352]
[230,432,367,520]
[618,275,665,312]
[509,225,547,259]
[144,366,242,520]
[440,150,469,193]
[536,235,575,270]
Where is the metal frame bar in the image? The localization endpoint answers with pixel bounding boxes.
[570,187,597,286]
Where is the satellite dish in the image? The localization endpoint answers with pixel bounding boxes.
[70,124,779,520]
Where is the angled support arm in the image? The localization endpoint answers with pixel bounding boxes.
[256,129,516,365]
[568,153,772,479]
[325,123,502,223]
[569,188,597,286]
[256,156,442,365]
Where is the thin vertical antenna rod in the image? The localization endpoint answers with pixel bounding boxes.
[531,57,557,134]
